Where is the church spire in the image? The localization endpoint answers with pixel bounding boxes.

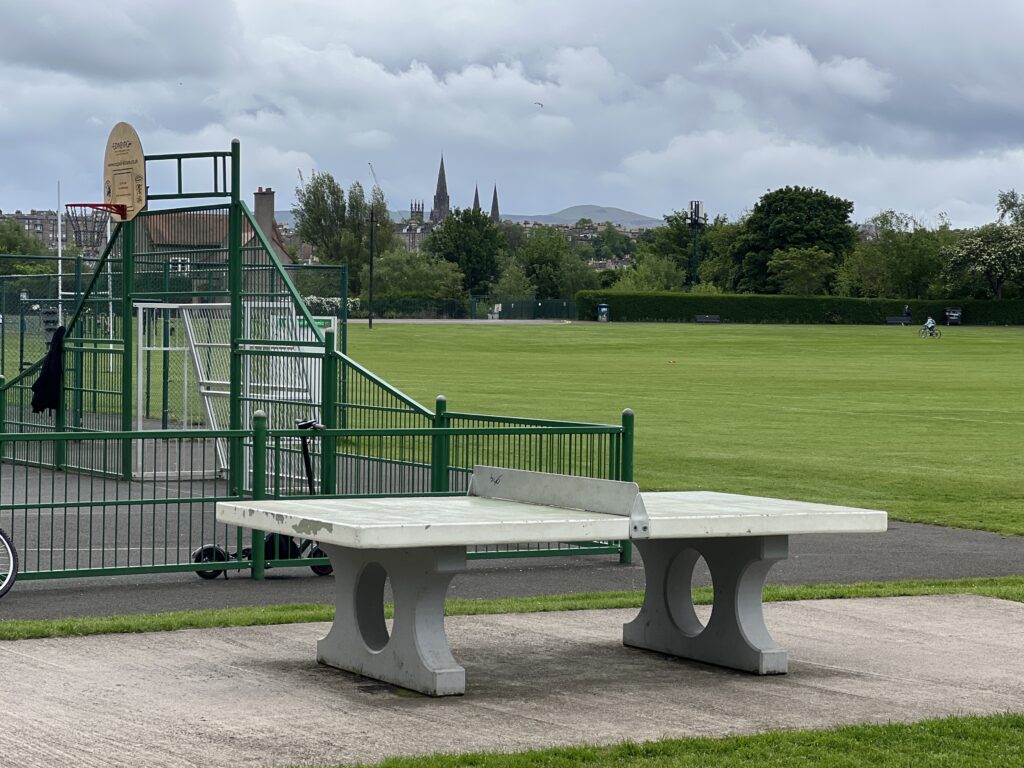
[429,155,450,224]
[472,184,481,212]
[490,185,500,222]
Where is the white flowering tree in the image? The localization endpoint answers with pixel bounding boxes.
[941,223,1024,299]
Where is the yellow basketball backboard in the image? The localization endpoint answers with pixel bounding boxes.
[103,122,147,221]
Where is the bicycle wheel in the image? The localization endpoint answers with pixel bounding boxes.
[0,527,18,599]
[918,328,929,338]
[933,328,942,339]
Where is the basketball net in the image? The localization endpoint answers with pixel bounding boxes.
[65,203,126,259]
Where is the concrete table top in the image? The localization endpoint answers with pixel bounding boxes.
[216,495,631,549]
[636,491,888,538]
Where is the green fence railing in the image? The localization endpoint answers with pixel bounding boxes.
[0,408,633,583]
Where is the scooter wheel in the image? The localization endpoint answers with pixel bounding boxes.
[192,544,228,579]
[309,545,333,577]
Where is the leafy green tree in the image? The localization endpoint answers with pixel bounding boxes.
[767,247,836,295]
[996,188,1024,225]
[572,242,596,263]
[498,221,527,252]
[837,211,952,299]
[557,250,600,297]
[519,226,568,298]
[293,172,397,294]
[491,259,535,298]
[634,211,691,278]
[733,186,856,293]
[360,248,464,300]
[0,219,51,274]
[941,223,1024,299]
[344,181,373,272]
[612,253,684,291]
[596,268,620,288]
[592,223,634,261]
[292,170,346,264]
[421,207,503,294]
[697,215,743,291]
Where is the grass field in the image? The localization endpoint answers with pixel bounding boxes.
[346,322,1023,535]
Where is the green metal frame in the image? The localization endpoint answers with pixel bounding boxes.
[0,136,636,584]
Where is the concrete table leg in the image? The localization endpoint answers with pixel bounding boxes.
[623,535,789,674]
[316,544,467,696]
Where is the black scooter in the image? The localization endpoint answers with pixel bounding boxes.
[191,418,333,579]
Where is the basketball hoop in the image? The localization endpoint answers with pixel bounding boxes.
[65,203,126,258]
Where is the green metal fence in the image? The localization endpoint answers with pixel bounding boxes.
[0,409,633,581]
[0,137,635,585]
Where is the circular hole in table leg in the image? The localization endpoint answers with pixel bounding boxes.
[355,561,390,651]
[666,547,711,636]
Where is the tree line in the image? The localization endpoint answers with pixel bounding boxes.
[292,173,1024,303]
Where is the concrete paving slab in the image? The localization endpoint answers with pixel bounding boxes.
[3,595,1023,768]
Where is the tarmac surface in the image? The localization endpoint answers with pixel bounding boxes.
[2,520,1023,620]
[3,594,1024,768]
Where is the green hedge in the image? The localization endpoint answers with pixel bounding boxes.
[576,292,1024,325]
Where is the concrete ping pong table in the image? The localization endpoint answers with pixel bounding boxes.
[217,466,887,696]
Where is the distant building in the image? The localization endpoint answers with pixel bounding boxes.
[0,209,72,251]
[400,157,503,251]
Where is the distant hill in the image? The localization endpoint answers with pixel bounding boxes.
[277,204,663,230]
[505,205,663,229]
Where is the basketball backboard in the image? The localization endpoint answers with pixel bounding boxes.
[103,122,147,221]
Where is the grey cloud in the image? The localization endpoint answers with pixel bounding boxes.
[1,0,241,81]
[3,0,1024,228]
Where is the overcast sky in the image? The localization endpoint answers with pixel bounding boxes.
[3,0,1023,227]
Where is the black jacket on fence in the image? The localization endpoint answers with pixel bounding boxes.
[30,325,66,414]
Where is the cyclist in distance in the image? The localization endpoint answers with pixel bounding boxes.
[923,315,937,336]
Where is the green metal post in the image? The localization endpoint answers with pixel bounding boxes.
[0,375,5,457]
[621,408,634,483]
[72,257,83,428]
[339,264,349,428]
[619,408,634,564]
[54,352,66,468]
[18,299,24,372]
[320,331,337,495]
[250,409,267,580]
[228,139,243,496]
[144,307,152,419]
[120,218,136,480]
[340,264,348,356]
[161,258,170,428]
[431,395,450,492]
[0,277,5,374]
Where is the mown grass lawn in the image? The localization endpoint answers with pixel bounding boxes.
[306,714,1024,768]
[347,323,1023,535]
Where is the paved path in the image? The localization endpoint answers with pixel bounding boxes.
[3,521,1022,620]
[3,595,1023,768]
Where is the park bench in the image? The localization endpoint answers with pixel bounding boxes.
[217,466,887,696]
[886,316,910,325]
[694,314,721,323]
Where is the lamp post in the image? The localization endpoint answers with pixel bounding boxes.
[686,200,708,286]
[367,206,375,330]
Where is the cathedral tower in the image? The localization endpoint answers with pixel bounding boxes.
[428,156,450,224]
[490,185,500,222]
